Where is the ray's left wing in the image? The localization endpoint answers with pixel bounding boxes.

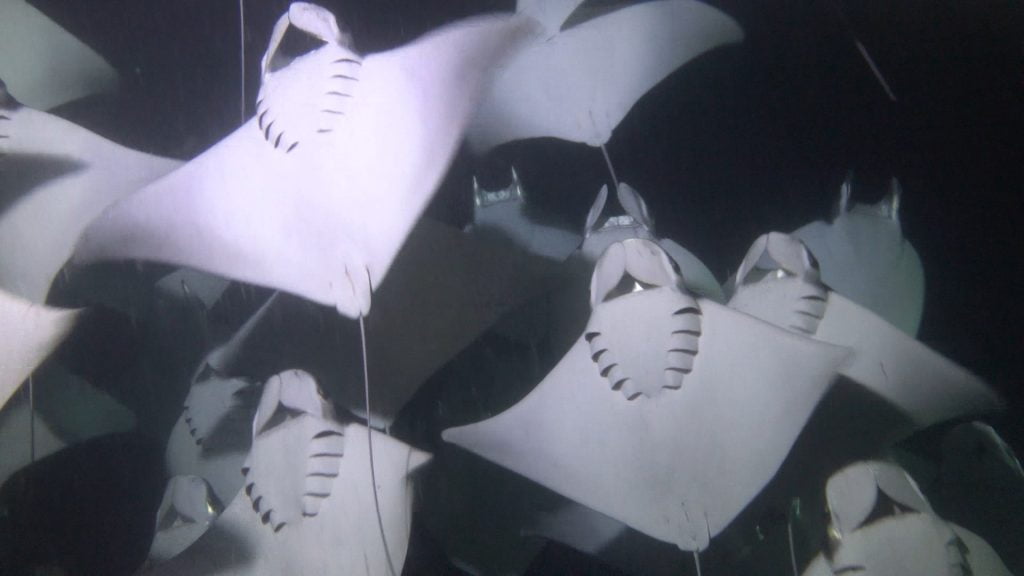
[0,288,79,409]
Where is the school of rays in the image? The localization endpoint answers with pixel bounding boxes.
[0,1,1020,575]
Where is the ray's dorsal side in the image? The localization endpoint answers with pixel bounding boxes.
[467,0,743,152]
[444,239,847,551]
[792,177,925,336]
[467,167,582,262]
[72,3,539,319]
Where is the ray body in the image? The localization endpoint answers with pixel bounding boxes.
[0,1,117,110]
[582,182,723,301]
[164,375,256,506]
[149,370,431,576]
[801,460,1013,576]
[0,288,78,409]
[423,225,753,567]
[519,181,723,363]
[0,89,181,303]
[73,4,538,319]
[467,167,581,262]
[165,294,276,504]
[444,239,847,550]
[816,294,999,429]
[241,370,345,533]
[792,178,924,336]
[716,233,1000,575]
[467,0,743,152]
[823,460,934,535]
[728,232,999,434]
[801,513,1012,576]
[147,476,221,564]
[516,0,586,31]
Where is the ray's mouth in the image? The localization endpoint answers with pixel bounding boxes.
[602,274,656,301]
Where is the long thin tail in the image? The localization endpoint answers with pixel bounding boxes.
[601,143,619,189]
[239,0,247,123]
[29,375,35,463]
[359,315,398,576]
